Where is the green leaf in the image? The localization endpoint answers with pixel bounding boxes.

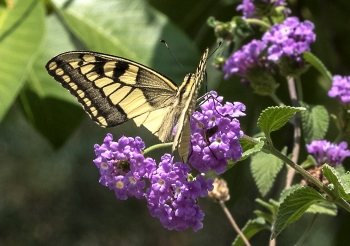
[228,136,264,169]
[52,0,200,81]
[323,164,350,201]
[253,210,274,224]
[279,185,302,202]
[254,198,280,223]
[340,172,350,194]
[257,106,305,144]
[256,198,279,214]
[336,165,346,176]
[27,14,82,103]
[272,186,326,239]
[19,88,85,149]
[303,51,333,83]
[0,0,45,123]
[307,201,337,216]
[299,101,329,143]
[231,218,268,246]
[18,13,84,148]
[228,136,264,171]
[279,185,336,216]
[250,147,285,196]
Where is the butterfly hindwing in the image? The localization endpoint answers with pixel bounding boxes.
[46,49,209,162]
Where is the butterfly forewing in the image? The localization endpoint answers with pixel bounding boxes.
[46,52,178,130]
[46,49,209,162]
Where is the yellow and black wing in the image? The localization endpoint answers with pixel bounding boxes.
[45,49,208,161]
[173,50,208,162]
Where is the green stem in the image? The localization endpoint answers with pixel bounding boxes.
[270,146,350,212]
[245,18,271,29]
[337,197,350,212]
[295,214,318,246]
[294,76,303,102]
[143,142,173,156]
[269,146,331,196]
[267,16,274,25]
[334,132,346,143]
[270,92,285,106]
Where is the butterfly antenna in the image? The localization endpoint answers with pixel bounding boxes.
[160,40,186,72]
[208,41,222,59]
[203,42,221,93]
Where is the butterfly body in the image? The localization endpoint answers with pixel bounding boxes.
[46,49,208,161]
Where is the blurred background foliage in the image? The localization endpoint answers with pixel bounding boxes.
[1,0,350,245]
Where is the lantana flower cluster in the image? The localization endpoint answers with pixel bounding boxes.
[93,91,245,231]
[189,91,245,174]
[237,0,289,19]
[328,75,350,104]
[94,134,209,231]
[93,134,155,200]
[262,17,316,63]
[223,40,268,80]
[306,140,350,167]
[223,17,316,82]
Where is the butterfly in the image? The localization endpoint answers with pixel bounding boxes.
[45,48,208,162]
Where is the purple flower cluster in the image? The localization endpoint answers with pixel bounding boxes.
[223,39,268,79]
[306,140,350,167]
[262,17,316,63]
[237,0,288,18]
[189,91,245,174]
[223,17,316,81]
[328,75,350,104]
[146,154,213,231]
[93,134,156,200]
[93,134,214,231]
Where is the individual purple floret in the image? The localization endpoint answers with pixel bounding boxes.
[93,134,156,200]
[236,0,289,18]
[262,17,316,63]
[306,140,350,167]
[328,75,350,104]
[236,0,255,18]
[146,154,213,231]
[189,91,245,174]
[223,39,268,80]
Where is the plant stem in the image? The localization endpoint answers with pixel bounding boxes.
[270,92,285,106]
[219,201,251,246]
[294,76,304,102]
[286,76,301,188]
[245,18,271,29]
[269,146,350,212]
[295,214,318,246]
[143,142,173,156]
[334,132,346,143]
